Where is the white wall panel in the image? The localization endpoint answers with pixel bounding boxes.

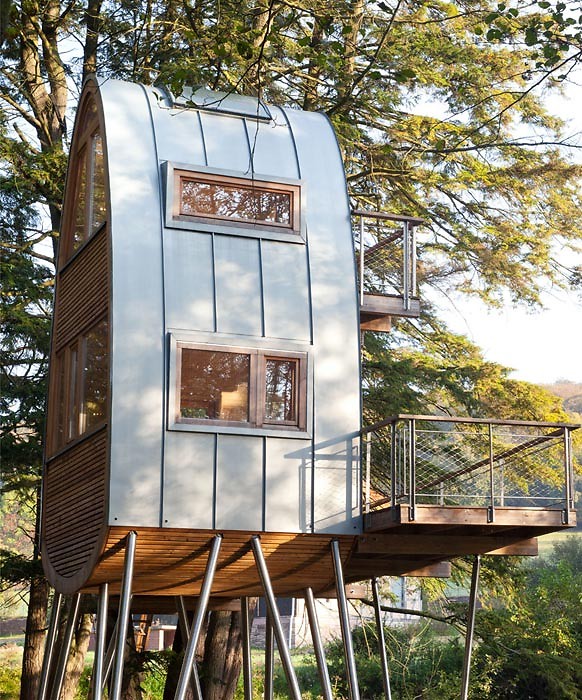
[264,438,312,532]
[163,432,215,528]
[285,109,362,535]
[103,80,164,526]
[215,435,263,531]
[262,241,311,341]
[244,108,299,179]
[214,235,262,336]
[200,112,251,173]
[165,230,215,332]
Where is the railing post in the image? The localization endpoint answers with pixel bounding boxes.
[488,423,495,523]
[563,428,571,524]
[408,419,415,521]
[411,224,417,298]
[390,421,396,510]
[359,215,365,306]
[403,221,410,309]
[365,432,372,514]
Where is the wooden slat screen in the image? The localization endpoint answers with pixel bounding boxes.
[55,227,109,350]
[43,428,107,579]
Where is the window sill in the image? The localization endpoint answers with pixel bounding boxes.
[168,421,311,440]
[45,422,108,464]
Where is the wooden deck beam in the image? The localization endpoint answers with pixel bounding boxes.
[357,534,539,557]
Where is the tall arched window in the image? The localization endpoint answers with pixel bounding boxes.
[61,94,107,263]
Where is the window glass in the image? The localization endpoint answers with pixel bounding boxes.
[67,346,78,440]
[55,353,66,447]
[82,320,108,431]
[180,349,250,422]
[72,151,87,252]
[264,358,297,422]
[180,178,292,227]
[91,133,106,232]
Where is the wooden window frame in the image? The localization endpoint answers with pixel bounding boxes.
[164,163,305,244]
[59,94,108,267]
[173,342,307,433]
[48,318,109,456]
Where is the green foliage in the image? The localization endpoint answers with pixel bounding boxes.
[324,623,464,700]
[472,537,582,699]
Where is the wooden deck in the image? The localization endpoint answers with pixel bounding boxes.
[77,502,575,600]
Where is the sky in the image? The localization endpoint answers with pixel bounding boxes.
[433,79,582,386]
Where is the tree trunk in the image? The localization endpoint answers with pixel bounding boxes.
[200,605,255,700]
[61,613,93,700]
[19,575,49,700]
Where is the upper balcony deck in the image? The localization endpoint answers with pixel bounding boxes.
[353,210,423,331]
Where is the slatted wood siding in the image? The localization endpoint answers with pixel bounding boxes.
[54,227,109,350]
[42,225,110,592]
[43,428,108,584]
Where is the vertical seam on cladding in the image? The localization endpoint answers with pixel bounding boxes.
[198,111,209,167]
[140,83,167,528]
[278,107,302,180]
[242,118,255,178]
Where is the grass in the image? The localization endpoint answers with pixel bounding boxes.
[0,644,22,700]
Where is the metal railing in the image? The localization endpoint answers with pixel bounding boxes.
[352,210,424,311]
[361,415,579,523]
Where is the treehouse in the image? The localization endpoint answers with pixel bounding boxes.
[39,78,578,700]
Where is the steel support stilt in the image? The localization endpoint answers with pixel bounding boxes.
[100,618,118,694]
[241,597,253,700]
[37,591,63,700]
[175,596,203,700]
[371,577,392,700]
[250,536,302,700]
[91,583,109,700]
[304,587,333,700]
[174,535,223,700]
[264,612,274,700]
[50,593,81,700]
[461,555,481,700]
[331,540,360,700]
[110,531,137,700]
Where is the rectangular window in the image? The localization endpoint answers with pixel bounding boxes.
[170,167,302,239]
[175,343,306,431]
[50,318,109,453]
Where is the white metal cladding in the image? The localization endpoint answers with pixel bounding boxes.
[101,80,361,534]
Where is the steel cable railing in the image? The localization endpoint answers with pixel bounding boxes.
[362,415,579,523]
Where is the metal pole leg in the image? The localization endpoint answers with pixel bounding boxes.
[175,596,203,700]
[250,536,302,700]
[264,612,274,700]
[461,555,481,700]
[241,597,253,700]
[371,578,392,700]
[110,531,137,700]
[91,583,109,700]
[37,591,63,700]
[50,593,81,700]
[331,540,360,700]
[174,535,223,700]
[304,588,333,700]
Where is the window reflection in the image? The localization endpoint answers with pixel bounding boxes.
[180,178,292,226]
[265,359,297,422]
[83,320,108,431]
[91,134,106,232]
[180,349,250,422]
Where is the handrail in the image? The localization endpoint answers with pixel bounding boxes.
[362,414,580,435]
[352,209,425,226]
